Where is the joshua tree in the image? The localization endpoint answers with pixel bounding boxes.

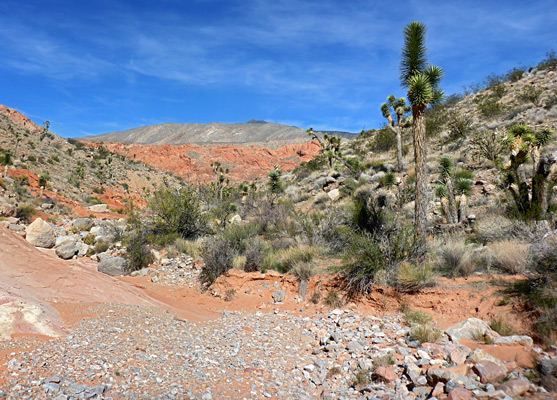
[400,21,444,238]
[380,95,411,172]
[435,156,473,224]
[307,128,341,168]
[267,166,283,206]
[211,161,230,202]
[38,173,49,198]
[504,123,554,219]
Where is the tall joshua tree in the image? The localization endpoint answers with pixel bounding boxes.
[380,95,411,172]
[400,22,444,238]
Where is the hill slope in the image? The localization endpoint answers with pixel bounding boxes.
[81,120,357,147]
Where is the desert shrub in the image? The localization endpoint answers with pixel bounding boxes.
[232,255,247,269]
[409,324,442,344]
[83,233,96,245]
[15,175,29,186]
[446,114,474,142]
[124,228,153,272]
[403,308,432,326]
[490,316,515,336]
[488,240,529,274]
[475,215,550,243]
[518,86,543,105]
[436,239,476,277]
[222,222,259,253]
[342,225,419,296]
[396,262,433,292]
[530,234,557,275]
[324,290,343,308]
[92,240,110,254]
[200,236,236,288]
[373,354,395,368]
[16,205,36,223]
[506,67,527,82]
[149,185,209,240]
[476,97,504,118]
[536,50,557,71]
[264,245,316,273]
[378,172,396,188]
[244,240,264,272]
[27,155,36,162]
[536,308,557,346]
[0,178,7,190]
[294,154,327,179]
[340,178,359,197]
[371,127,396,152]
[291,262,315,281]
[425,105,446,138]
[174,238,202,259]
[469,129,507,167]
[353,369,372,386]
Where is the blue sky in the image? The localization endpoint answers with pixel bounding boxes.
[0,0,555,137]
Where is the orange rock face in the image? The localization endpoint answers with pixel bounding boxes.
[97,141,322,183]
[0,105,42,131]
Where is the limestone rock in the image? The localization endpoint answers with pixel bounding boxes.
[88,204,108,213]
[55,242,80,260]
[327,188,340,201]
[272,290,286,303]
[73,218,94,231]
[473,361,507,384]
[98,257,128,276]
[445,318,499,343]
[493,335,533,347]
[0,197,16,217]
[499,379,529,397]
[25,218,55,248]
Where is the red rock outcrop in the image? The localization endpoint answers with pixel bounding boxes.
[97,141,322,183]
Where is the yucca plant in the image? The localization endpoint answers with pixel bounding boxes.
[381,95,411,171]
[400,22,444,238]
[504,123,554,219]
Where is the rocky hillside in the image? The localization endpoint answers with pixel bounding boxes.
[82,119,357,148]
[0,105,182,215]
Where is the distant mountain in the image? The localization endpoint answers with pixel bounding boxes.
[81,120,357,147]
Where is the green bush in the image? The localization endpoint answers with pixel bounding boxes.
[124,228,153,272]
[16,205,36,223]
[200,236,236,288]
[476,97,504,118]
[536,50,557,71]
[371,128,396,152]
[342,224,419,296]
[149,185,209,240]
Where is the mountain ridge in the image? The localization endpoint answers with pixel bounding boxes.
[81,120,357,147]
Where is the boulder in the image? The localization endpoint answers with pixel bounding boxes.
[229,214,242,224]
[0,197,16,217]
[55,242,80,260]
[72,218,93,231]
[98,257,128,276]
[466,349,506,369]
[327,188,340,201]
[445,318,499,343]
[446,387,472,400]
[55,235,77,247]
[25,218,55,248]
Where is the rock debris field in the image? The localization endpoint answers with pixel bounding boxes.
[2,302,557,400]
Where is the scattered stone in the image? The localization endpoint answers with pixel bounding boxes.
[25,218,55,248]
[373,366,397,383]
[499,379,529,396]
[72,217,93,231]
[473,361,507,384]
[446,387,472,400]
[55,242,79,259]
[327,188,340,201]
[272,290,286,303]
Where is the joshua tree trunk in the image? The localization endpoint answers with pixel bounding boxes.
[531,152,556,220]
[3,165,7,179]
[396,129,403,172]
[445,176,458,224]
[413,107,428,238]
[458,194,468,223]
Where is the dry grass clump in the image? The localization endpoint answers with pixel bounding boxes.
[409,324,443,344]
[290,261,316,281]
[396,262,433,292]
[173,238,202,259]
[263,244,317,274]
[488,240,529,274]
[476,213,550,243]
[324,290,343,309]
[489,316,515,336]
[403,309,433,326]
[435,237,476,277]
